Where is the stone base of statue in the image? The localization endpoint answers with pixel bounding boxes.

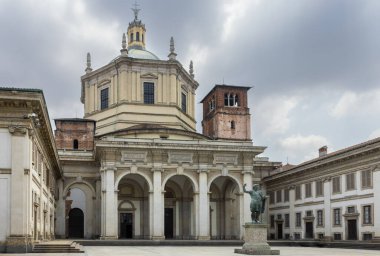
[235,223,280,255]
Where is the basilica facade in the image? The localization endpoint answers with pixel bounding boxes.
[1,7,380,254]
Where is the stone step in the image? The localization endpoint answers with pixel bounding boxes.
[32,241,85,253]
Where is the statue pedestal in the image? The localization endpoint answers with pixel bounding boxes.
[235,223,280,255]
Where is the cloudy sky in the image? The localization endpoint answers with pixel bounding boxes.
[1,0,380,164]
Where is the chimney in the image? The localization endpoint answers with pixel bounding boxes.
[319,146,328,157]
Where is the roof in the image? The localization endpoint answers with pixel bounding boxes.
[200,84,252,103]
[128,48,160,60]
[265,136,380,181]
[0,87,42,93]
[54,118,95,123]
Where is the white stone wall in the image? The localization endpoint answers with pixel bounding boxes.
[0,175,10,242]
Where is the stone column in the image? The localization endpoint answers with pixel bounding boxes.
[100,167,118,239]
[323,177,332,241]
[373,168,380,241]
[95,179,101,237]
[288,185,296,240]
[55,179,65,238]
[6,126,32,253]
[198,169,210,240]
[151,168,164,240]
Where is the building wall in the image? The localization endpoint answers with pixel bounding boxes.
[55,120,95,150]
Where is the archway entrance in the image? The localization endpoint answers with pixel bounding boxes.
[209,176,241,239]
[118,174,150,239]
[68,208,84,238]
[164,175,195,239]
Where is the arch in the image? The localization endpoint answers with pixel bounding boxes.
[208,174,243,193]
[63,180,96,199]
[118,200,136,211]
[162,172,199,192]
[136,32,140,41]
[115,170,153,192]
[130,32,134,42]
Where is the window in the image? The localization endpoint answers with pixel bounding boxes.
[306,210,313,217]
[346,173,356,191]
[347,206,355,214]
[305,183,312,198]
[142,34,144,43]
[285,214,290,228]
[208,97,215,112]
[181,92,187,113]
[294,233,301,240]
[363,233,373,240]
[295,213,301,227]
[143,82,154,104]
[333,208,341,226]
[130,33,133,42]
[100,88,109,110]
[276,190,282,203]
[269,191,275,204]
[332,176,341,193]
[284,188,289,202]
[73,139,78,149]
[270,215,275,228]
[317,210,323,226]
[231,121,235,129]
[136,32,140,41]
[316,180,323,197]
[295,185,301,200]
[334,233,342,240]
[361,169,372,188]
[277,214,282,220]
[363,205,372,225]
[224,93,239,107]
[318,233,324,239]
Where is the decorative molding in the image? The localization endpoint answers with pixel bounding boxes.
[331,193,373,203]
[140,72,158,79]
[122,151,147,163]
[213,153,238,165]
[151,168,164,173]
[197,169,209,174]
[168,152,193,164]
[8,125,27,136]
[242,170,255,175]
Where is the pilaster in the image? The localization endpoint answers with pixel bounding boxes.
[373,168,380,241]
[288,185,295,239]
[198,169,210,240]
[323,177,332,241]
[151,168,165,240]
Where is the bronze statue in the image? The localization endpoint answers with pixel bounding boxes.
[243,184,267,223]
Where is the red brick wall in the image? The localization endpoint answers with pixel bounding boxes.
[54,120,95,150]
[202,86,251,141]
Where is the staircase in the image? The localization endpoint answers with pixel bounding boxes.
[32,240,85,253]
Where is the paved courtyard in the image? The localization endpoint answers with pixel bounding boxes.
[2,246,380,256]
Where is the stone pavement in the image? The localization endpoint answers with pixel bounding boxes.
[1,246,380,255]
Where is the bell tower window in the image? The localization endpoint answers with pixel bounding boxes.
[136,32,140,41]
[143,82,155,104]
[142,34,144,43]
[130,33,134,42]
[181,92,187,113]
[231,121,235,129]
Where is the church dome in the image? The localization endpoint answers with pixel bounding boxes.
[128,48,160,60]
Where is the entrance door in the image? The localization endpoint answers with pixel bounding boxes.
[68,208,84,238]
[305,222,314,239]
[120,213,133,239]
[347,219,358,240]
[164,208,174,239]
[277,223,283,239]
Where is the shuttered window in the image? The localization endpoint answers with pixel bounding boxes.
[317,210,323,226]
[284,188,289,202]
[316,180,323,196]
[333,208,341,225]
[332,176,341,194]
[295,213,301,227]
[346,173,356,191]
[361,169,372,188]
[295,185,301,200]
[269,191,275,204]
[276,190,282,203]
[305,183,312,198]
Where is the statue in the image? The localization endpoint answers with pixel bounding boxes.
[243,184,267,223]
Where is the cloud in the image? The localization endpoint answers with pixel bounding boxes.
[255,96,299,135]
[279,134,330,163]
[330,89,380,118]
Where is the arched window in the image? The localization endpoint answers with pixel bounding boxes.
[224,93,229,106]
[235,95,239,106]
[231,121,235,129]
[136,32,140,41]
[229,94,234,106]
[73,139,79,150]
[142,34,144,43]
[130,33,134,42]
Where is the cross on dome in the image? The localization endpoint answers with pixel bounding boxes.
[132,1,140,21]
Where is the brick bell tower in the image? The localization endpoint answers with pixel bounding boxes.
[201,84,251,141]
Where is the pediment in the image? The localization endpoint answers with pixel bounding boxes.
[140,72,158,79]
